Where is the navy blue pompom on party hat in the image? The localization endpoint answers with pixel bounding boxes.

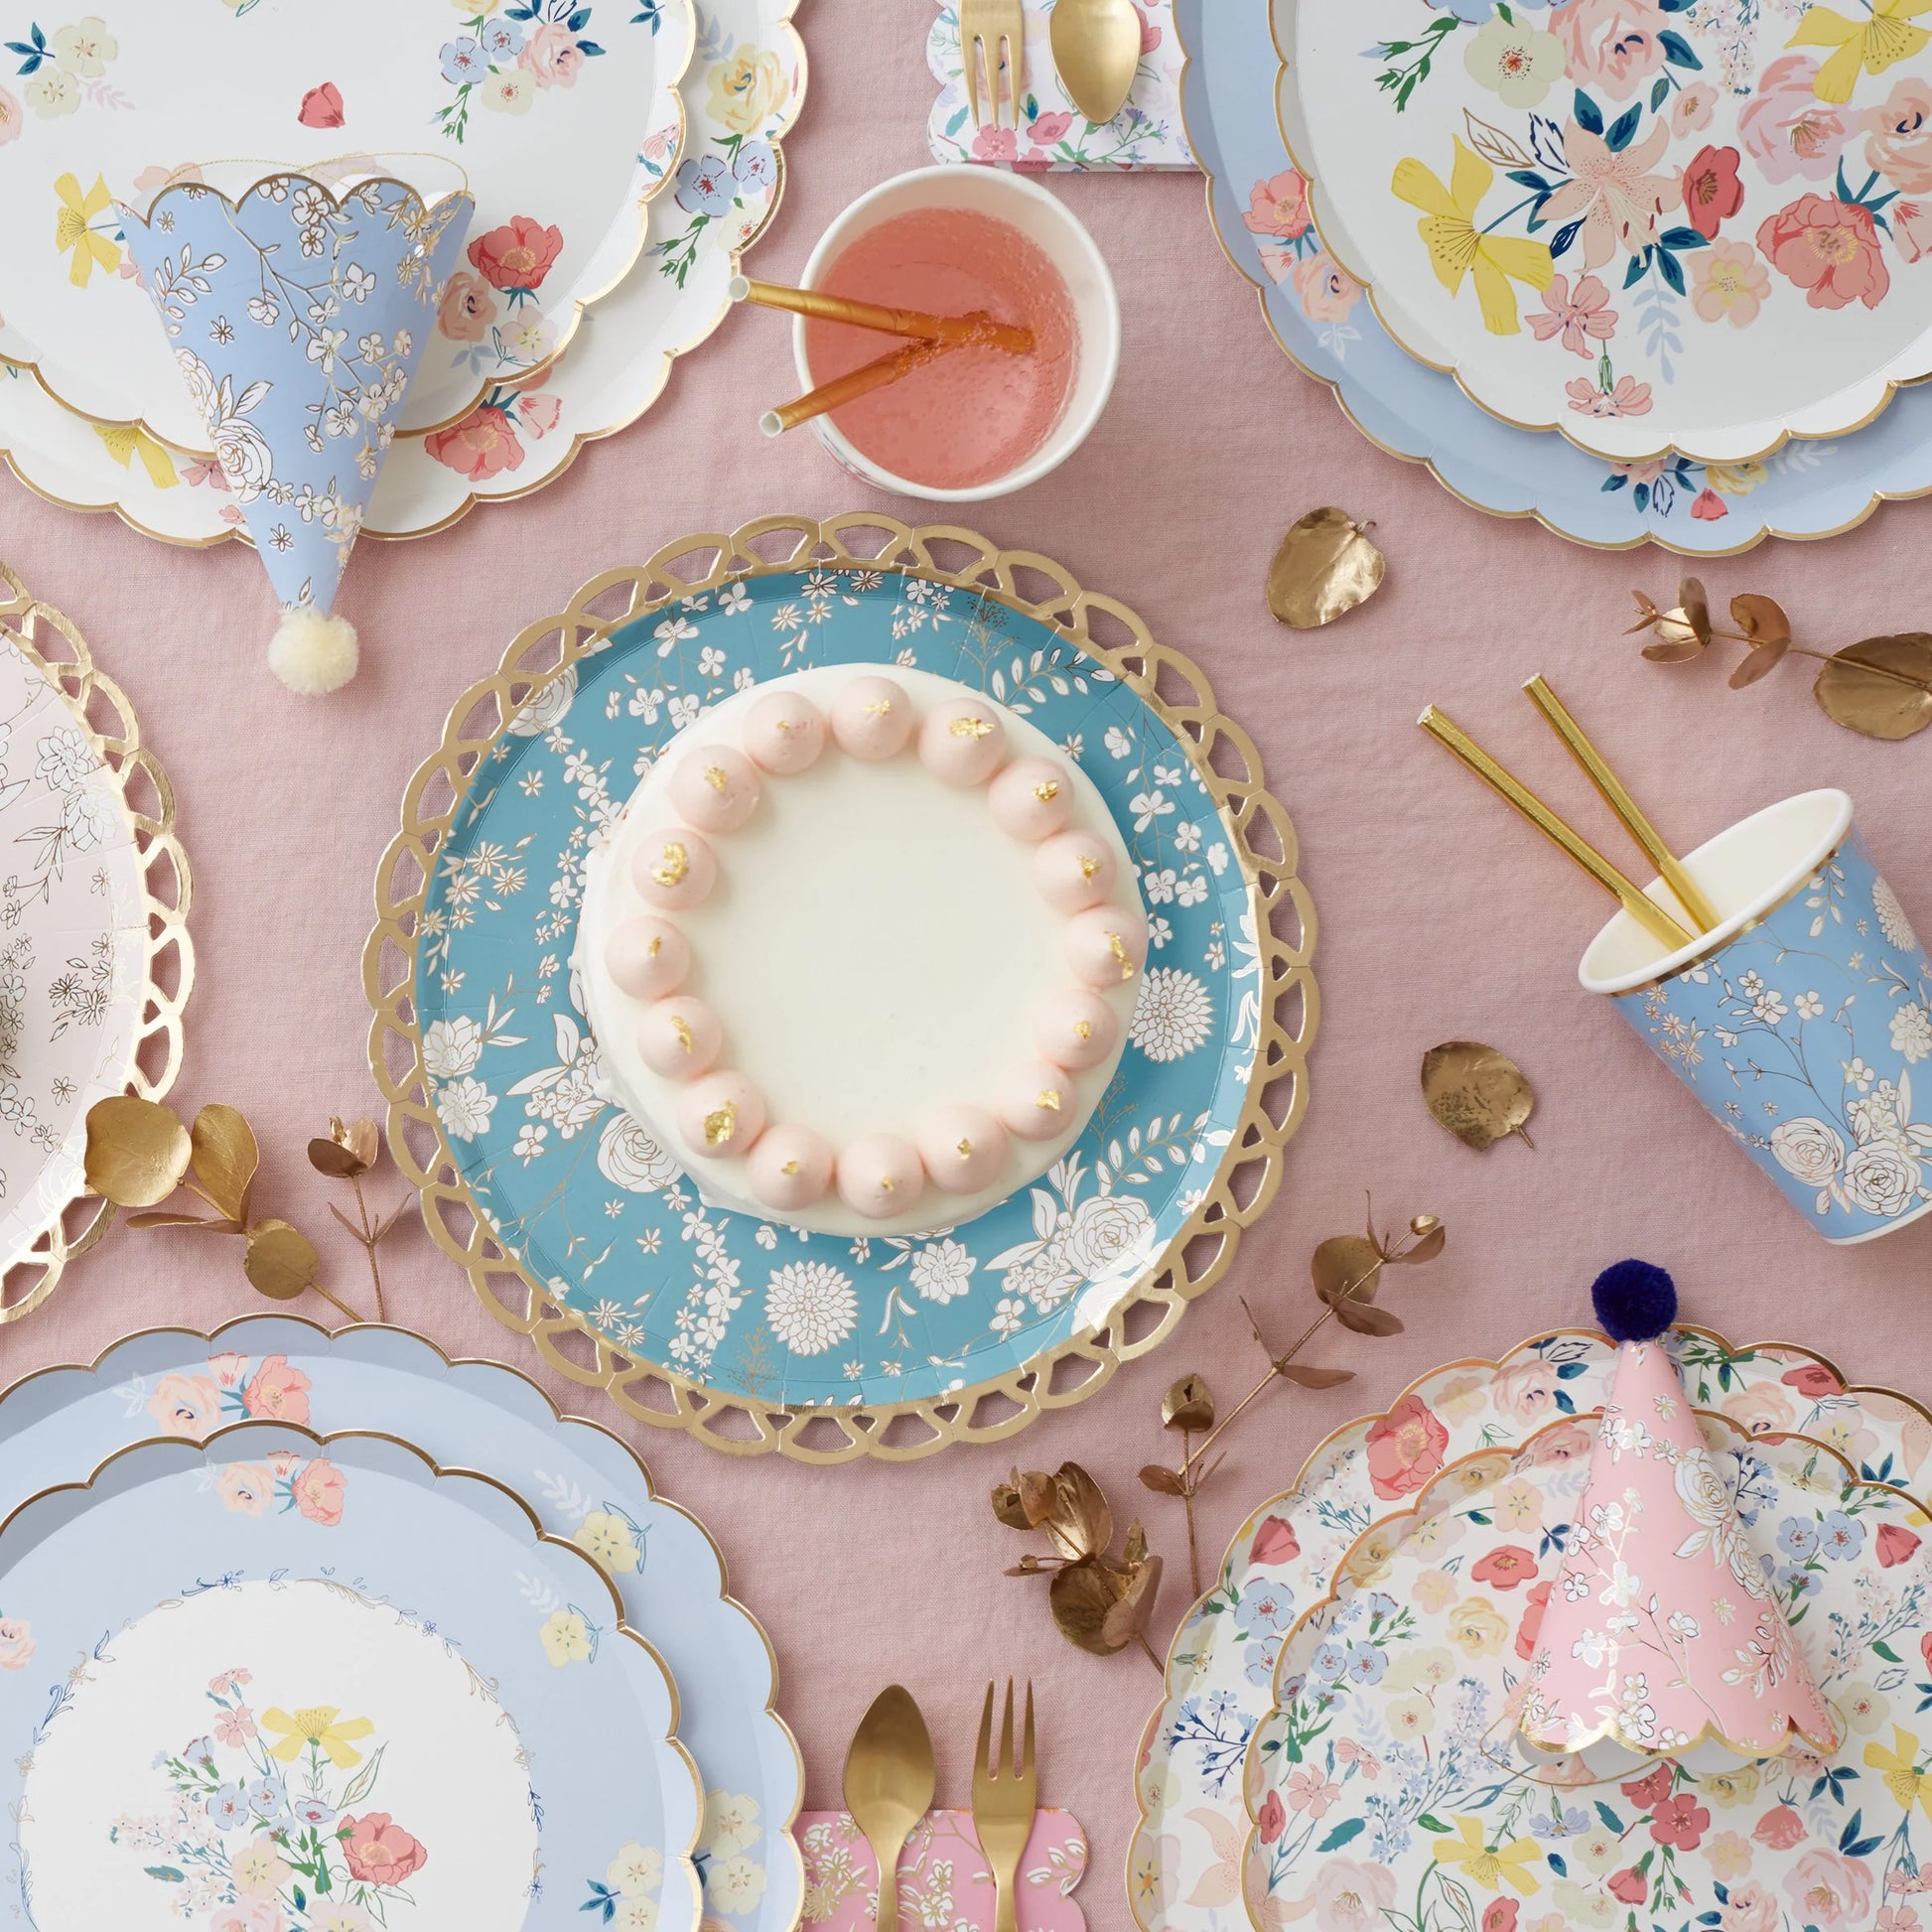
[1590,1258,1677,1344]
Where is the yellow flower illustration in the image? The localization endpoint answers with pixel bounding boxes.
[1391,138,1555,336]
[54,173,121,288]
[1789,0,1932,103]
[1433,1814,1543,1894]
[575,1509,641,1575]
[1446,1594,1509,1658]
[708,48,785,136]
[93,423,179,490]
[540,1606,594,1666]
[1863,1725,1932,1816]
[259,1705,376,1768]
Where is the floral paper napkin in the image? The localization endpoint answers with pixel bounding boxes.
[792,1808,1087,1928]
[926,0,1192,169]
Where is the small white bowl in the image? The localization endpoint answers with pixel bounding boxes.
[786,165,1120,503]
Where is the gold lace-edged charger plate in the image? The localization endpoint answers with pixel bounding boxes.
[0,565,191,1321]
[365,515,1316,1461]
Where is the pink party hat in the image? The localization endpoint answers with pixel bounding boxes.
[1515,1261,1840,1760]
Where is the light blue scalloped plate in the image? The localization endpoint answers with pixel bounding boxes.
[415,567,1257,1415]
[1177,0,1932,552]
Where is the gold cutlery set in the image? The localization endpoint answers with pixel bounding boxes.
[844,1681,1038,1932]
[959,0,1140,131]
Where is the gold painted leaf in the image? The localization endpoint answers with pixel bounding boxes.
[191,1104,258,1223]
[84,1096,191,1208]
[243,1219,320,1301]
[1162,1373,1215,1433]
[1102,1554,1163,1652]
[1395,1223,1449,1266]
[1421,1040,1536,1151]
[1677,576,1713,647]
[1266,508,1386,629]
[1138,1462,1188,1496]
[126,1210,232,1231]
[309,1115,378,1177]
[1815,634,1932,741]
[1040,1462,1113,1564]
[1311,1233,1383,1310]
[1334,1300,1405,1337]
[1017,1468,1055,1527]
[1276,1363,1356,1389]
[990,1473,1034,1530]
[1461,108,1536,170]
[1048,1558,1133,1655]
[1730,592,1791,647]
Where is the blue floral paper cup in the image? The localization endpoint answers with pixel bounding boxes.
[1581,788,1932,1244]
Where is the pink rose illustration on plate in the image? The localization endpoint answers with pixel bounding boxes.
[1294,251,1362,323]
[1864,77,1932,194]
[342,1814,429,1887]
[438,270,498,342]
[1739,55,1851,184]
[0,1618,34,1671]
[1758,194,1889,311]
[1250,1515,1301,1567]
[520,21,586,88]
[241,1355,311,1424]
[1364,1393,1448,1499]
[1753,1805,1807,1851]
[216,1463,274,1516]
[292,1457,345,1526]
[1245,169,1311,240]
[1783,1849,1873,1931]
[1548,0,1670,100]
[149,1372,221,1440]
[425,405,528,482]
[1030,110,1076,146]
[1721,1882,1780,1932]
[468,216,565,299]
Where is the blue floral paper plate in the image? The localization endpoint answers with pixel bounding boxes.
[0,1421,703,1931]
[368,517,1316,1459]
[1176,0,1932,553]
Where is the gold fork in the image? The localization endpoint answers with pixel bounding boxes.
[971,1680,1036,1932]
[959,0,1026,130]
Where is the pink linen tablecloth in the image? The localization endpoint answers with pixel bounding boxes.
[4,6,1932,1927]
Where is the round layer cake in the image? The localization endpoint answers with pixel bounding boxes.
[579,663,1146,1237]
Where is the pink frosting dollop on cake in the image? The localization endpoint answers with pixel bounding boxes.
[669,745,762,833]
[989,757,1075,843]
[830,675,915,760]
[748,1124,835,1211]
[742,691,827,774]
[1064,904,1148,988]
[630,826,718,910]
[1032,828,1117,912]
[917,697,1008,787]
[605,915,690,1001]
[676,1071,766,1159]
[636,995,721,1079]
[916,1104,1010,1194]
[996,1061,1077,1142]
[836,1133,926,1219]
[1033,987,1118,1071]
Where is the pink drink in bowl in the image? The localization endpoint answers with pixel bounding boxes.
[790,167,1121,503]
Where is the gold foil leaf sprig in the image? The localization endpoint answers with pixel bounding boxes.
[85,1097,370,1325]
[306,1116,407,1321]
[1630,578,1932,739]
[1267,508,1386,629]
[1422,1040,1536,1152]
[990,1461,1165,1664]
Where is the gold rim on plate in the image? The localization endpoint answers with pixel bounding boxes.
[363,513,1318,1462]
[0,563,193,1323]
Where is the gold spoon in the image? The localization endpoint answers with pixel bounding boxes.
[1050,0,1140,126]
[843,1686,935,1932]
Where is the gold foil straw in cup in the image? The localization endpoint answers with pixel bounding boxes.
[731,275,1035,354]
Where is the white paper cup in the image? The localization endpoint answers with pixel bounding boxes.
[787,165,1120,502]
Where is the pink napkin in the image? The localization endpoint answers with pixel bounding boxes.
[792,1808,1088,1929]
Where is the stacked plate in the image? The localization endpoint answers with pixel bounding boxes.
[1131,1325,1932,1932]
[0,1312,803,1932]
[1177,0,1932,552]
[367,518,1317,1460]
[0,0,806,543]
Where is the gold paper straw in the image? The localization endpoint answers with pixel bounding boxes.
[759,337,964,438]
[731,275,1035,355]
[1521,675,1720,935]
[1419,705,1696,952]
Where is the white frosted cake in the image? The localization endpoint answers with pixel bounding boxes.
[579,663,1147,1237]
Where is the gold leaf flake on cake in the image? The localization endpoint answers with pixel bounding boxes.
[702,1102,738,1148]
[670,1015,694,1052]
[863,699,893,716]
[651,841,690,887]
[948,715,995,739]
[645,935,662,958]
[1108,931,1134,980]
[1073,1020,1093,1040]
[956,1138,973,1158]
[780,1159,800,1175]
[1078,855,1101,880]
[1033,780,1060,802]
[1035,1088,1062,1112]
[880,1175,897,1191]
[703,765,730,792]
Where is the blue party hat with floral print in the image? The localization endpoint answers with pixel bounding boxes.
[120,161,473,693]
